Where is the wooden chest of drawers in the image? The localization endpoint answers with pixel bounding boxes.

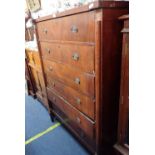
[35,1,128,155]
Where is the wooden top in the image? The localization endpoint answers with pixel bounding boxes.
[34,1,129,23]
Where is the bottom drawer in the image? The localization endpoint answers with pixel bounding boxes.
[47,87,95,141]
[52,104,96,153]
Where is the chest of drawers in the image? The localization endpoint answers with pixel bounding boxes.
[35,1,128,154]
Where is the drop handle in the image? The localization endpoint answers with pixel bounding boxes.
[43,29,48,34]
[49,66,53,71]
[46,48,50,54]
[72,53,79,61]
[74,78,80,85]
[71,25,78,33]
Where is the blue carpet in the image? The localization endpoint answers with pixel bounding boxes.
[25,95,90,155]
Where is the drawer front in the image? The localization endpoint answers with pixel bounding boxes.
[61,11,95,42]
[43,60,95,97]
[47,87,95,140]
[37,11,95,42]
[52,104,96,152]
[37,18,62,41]
[40,42,94,73]
[46,77,95,120]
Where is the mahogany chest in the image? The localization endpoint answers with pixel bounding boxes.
[34,1,128,154]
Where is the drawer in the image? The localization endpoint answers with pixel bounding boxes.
[46,77,95,120]
[51,104,96,152]
[43,60,95,97]
[61,11,95,42]
[40,42,94,73]
[37,18,62,41]
[47,87,95,140]
[37,11,95,42]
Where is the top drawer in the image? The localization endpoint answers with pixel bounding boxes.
[37,11,95,43]
[37,18,62,41]
[61,11,95,42]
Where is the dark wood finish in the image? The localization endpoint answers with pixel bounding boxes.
[34,2,129,155]
[61,11,95,43]
[40,42,95,73]
[100,8,126,147]
[43,59,95,97]
[47,87,95,139]
[46,77,95,120]
[114,14,129,155]
[37,11,95,43]
[51,103,96,154]
[37,18,62,41]
[94,10,102,154]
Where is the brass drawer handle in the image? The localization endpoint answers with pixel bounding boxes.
[76,98,81,105]
[72,53,79,61]
[46,48,50,54]
[74,78,80,85]
[49,66,53,71]
[71,25,78,33]
[76,117,81,124]
[43,29,48,34]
